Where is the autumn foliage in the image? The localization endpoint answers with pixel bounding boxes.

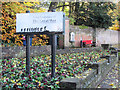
[109,2,119,31]
[2,2,49,47]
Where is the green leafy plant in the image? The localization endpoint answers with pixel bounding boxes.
[69,17,75,25]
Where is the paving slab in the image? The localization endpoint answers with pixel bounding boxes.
[97,61,119,88]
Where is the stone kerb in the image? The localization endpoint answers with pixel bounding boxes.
[59,50,118,89]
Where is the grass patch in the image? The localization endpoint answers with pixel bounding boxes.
[118,52,120,60]
[79,25,88,29]
[118,52,120,55]
[118,52,120,58]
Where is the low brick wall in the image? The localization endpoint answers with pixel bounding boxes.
[2,45,102,59]
[2,45,51,59]
[59,52,118,89]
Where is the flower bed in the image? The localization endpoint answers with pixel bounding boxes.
[1,49,111,89]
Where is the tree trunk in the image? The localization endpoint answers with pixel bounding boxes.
[62,2,65,11]
[69,2,71,17]
[74,2,79,25]
[92,28,96,47]
[75,2,79,12]
[48,2,58,11]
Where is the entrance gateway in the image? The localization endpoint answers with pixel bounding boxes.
[15,11,65,78]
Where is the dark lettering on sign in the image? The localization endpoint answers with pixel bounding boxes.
[20,27,48,32]
[24,28,26,32]
[27,28,29,31]
[44,26,47,31]
[33,19,56,23]
[40,27,43,31]
[21,29,23,32]
[44,26,48,31]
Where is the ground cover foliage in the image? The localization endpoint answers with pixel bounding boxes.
[1,49,111,89]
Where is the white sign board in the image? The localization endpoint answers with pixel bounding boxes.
[16,12,65,33]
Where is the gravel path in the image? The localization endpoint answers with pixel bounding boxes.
[97,60,119,88]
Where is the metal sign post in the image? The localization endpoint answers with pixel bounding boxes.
[51,34,56,78]
[26,35,30,75]
[26,11,30,75]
